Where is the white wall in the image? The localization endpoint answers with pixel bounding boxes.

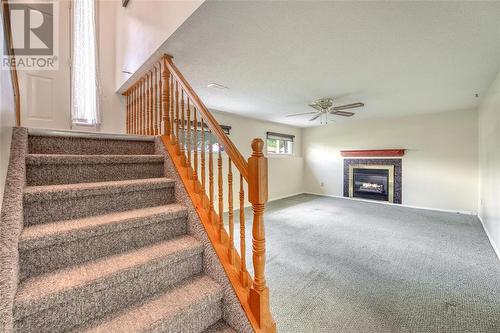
[478,69,500,258]
[302,109,478,213]
[98,0,124,133]
[115,0,203,90]
[0,25,16,211]
[95,0,203,133]
[211,110,303,201]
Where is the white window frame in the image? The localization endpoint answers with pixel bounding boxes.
[70,0,101,127]
[266,132,294,156]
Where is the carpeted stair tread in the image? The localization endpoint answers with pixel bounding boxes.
[14,236,203,318]
[28,134,156,155]
[26,154,165,186]
[23,178,175,202]
[74,275,223,333]
[19,204,187,251]
[26,154,164,165]
[203,320,237,333]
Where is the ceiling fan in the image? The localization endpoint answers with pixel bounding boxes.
[286,97,364,123]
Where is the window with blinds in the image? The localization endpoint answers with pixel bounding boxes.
[266,132,294,155]
[181,121,231,152]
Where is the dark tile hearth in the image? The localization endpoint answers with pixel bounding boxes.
[343,158,402,204]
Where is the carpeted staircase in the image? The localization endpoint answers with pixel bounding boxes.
[13,132,237,333]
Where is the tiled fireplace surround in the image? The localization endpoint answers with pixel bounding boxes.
[343,158,403,204]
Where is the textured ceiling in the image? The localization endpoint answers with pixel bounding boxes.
[160,0,500,127]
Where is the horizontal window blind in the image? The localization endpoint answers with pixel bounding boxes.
[266,132,295,142]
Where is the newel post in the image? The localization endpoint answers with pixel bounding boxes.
[248,138,276,332]
[161,56,171,136]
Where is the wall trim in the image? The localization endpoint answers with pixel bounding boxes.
[268,192,304,203]
[304,192,477,215]
[478,214,500,262]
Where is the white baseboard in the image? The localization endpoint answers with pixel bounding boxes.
[268,192,304,203]
[478,214,500,262]
[303,192,477,216]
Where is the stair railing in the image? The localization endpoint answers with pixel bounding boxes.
[1,0,21,126]
[123,54,276,333]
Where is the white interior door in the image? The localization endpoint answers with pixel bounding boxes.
[18,0,71,130]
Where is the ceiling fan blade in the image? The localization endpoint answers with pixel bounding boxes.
[331,110,355,117]
[332,102,364,111]
[285,111,318,117]
[309,113,322,121]
[308,103,324,112]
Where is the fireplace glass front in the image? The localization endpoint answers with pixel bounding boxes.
[352,168,390,202]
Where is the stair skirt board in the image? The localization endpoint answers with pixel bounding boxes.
[0,127,29,333]
[0,128,248,333]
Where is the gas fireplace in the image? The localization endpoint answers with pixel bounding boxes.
[343,159,402,204]
[349,165,394,202]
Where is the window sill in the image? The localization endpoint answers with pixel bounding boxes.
[72,122,98,132]
[267,154,294,158]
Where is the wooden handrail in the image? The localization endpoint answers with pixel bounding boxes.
[163,55,249,181]
[1,0,21,126]
[123,54,275,332]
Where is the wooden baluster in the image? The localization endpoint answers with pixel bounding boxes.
[175,81,180,151]
[228,158,235,263]
[154,66,158,135]
[145,75,149,135]
[158,63,162,135]
[144,78,147,135]
[187,99,192,173]
[209,133,214,224]
[135,84,139,134]
[157,63,161,135]
[170,74,175,143]
[193,107,198,190]
[161,60,170,136]
[239,174,248,286]
[218,144,224,240]
[143,78,147,135]
[130,91,133,134]
[132,86,136,134]
[146,76,149,135]
[201,118,206,200]
[149,71,154,135]
[143,79,146,135]
[136,83,140,134]
[139,80,143,135]
[145,73,149,135]
[130,91,132,133]
[126,93,129,133]
[180,90,186,163]
[149,72,154,135]
[146,72,150,135]
[248,138,275,331]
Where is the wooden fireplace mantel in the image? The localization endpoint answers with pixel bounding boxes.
[340,149,405,157]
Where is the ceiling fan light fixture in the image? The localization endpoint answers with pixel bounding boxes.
[286,97,364,123]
